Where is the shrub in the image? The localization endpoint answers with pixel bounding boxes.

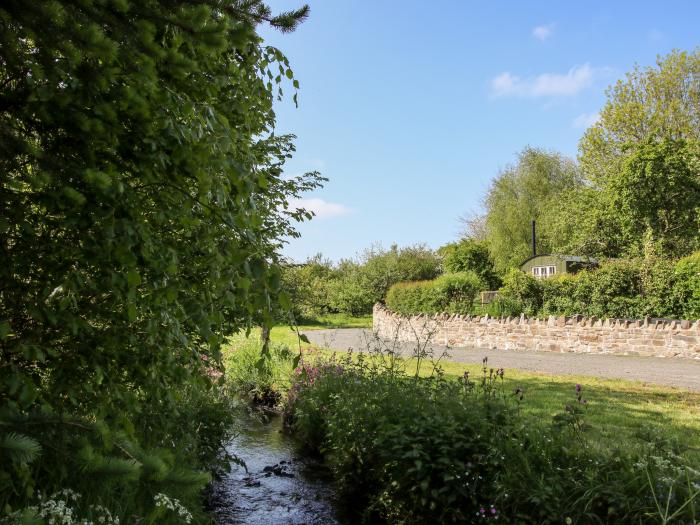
[385,272,484,315]
[439,239,502,289]
[286,357,700,524]
[497,257,700,320]
[486,295,525,317]
[325,245,442,316]
[385,280,440,315]
[673,252,700,320]
[498,268,543,315]
[432,271,484,312]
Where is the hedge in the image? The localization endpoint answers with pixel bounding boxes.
[385,271,484,315]
[493,254,700,320]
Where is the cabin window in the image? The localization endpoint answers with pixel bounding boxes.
[532,265,556,279]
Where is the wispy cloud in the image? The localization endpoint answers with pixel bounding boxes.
[572,112,600,129]
[532,23,554,41]
[289,198,352,219]
[490,64,604,98]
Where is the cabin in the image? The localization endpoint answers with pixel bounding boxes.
[520,254,598,279]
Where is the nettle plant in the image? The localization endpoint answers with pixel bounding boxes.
[0,0,319,518]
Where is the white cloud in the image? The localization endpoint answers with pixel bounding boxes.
[572,112,600,129]
[490,64,601,98]
[289,198,351,219]
[533,24,554,41]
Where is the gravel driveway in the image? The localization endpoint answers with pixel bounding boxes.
[302,328,700,392]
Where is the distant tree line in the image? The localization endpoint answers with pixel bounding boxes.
[289,49,700,321]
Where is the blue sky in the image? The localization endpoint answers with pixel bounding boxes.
[260,1,700,262]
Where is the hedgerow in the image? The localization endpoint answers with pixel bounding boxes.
[494,255,700,320]
[385,272,484,315]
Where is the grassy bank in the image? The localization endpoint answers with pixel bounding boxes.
[226,329,700,457]
[285,353,700,524]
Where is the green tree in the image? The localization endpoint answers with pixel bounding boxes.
[608,140,700,256]
[0,0,318,514]
[329,244,441,315]
[579,49,700,184]
[548,139,700,259]
[481,148,582,272]
[438,239,501,289]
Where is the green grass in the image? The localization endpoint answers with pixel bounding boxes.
[432,359,700,457]
[268,313,372,348]
[294,312,373,329]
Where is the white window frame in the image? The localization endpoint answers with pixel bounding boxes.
[532,265,555,279]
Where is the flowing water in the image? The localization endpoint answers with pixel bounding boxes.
[210,410,342,525]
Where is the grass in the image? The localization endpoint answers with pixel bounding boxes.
[264,326,700,458]
[268,313,372,348]
[431,358,700,457]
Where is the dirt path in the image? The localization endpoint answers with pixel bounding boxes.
[302,328,700,392]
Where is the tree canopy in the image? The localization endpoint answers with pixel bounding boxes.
[0,0,319,512]
[480,147,582,272]
[579,48,700,184]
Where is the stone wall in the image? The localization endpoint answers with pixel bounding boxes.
[373,304,700,359]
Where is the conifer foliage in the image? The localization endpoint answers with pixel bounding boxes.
[0,0,316,519]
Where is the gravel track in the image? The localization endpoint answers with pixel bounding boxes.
[302,328,700,392]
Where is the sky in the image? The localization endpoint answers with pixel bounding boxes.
[259,1,700,262]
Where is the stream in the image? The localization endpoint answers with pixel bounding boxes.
[209,410,343,525]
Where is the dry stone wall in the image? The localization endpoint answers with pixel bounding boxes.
[373,304,700,359]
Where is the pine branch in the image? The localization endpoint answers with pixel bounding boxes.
[0,432,42,464]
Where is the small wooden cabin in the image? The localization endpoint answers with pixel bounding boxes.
[520,254,598,279]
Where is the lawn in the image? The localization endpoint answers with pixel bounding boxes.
[263,327,700,459]
[268,313,372,348]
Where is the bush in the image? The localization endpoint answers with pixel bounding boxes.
[439,239,502,289]
[498,269,543,315]
[673,252,700,320]
[385,272,484,315]
[432,271,484,312]
[385,280,440,315]
[497,257,700,320]
[286,357,700,524]
[322,244,442,316]
[486,295,525,317]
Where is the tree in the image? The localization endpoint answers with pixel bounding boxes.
[579,49,700,184]
[607,139,700,257]
[480,147,582,272]
[0,0,319,513]
[438,239,501,289]
[548,139,700,259]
